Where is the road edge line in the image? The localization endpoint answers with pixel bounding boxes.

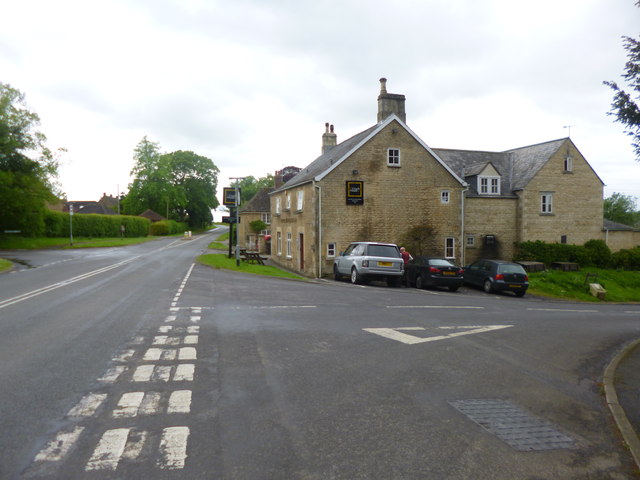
[603,337,640,470]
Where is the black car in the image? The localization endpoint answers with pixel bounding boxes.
[463,259,529,297]
[406,257,464,291]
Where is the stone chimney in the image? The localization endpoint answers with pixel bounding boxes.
[322,122,337,154]
[377,77,406,123]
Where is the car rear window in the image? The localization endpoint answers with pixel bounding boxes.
[498,264,526,275]
[429,259,455,267]
[368,245,400,258]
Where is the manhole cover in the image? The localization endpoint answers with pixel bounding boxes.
[449,399,575,451]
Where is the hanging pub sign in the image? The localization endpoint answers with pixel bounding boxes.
[223,187,240,206]
[346,181,364,205]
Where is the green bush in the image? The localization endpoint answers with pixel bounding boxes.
[515,239,614,268]
[42,210,150,237]
[149,220,188,236]
[613,247,640,270]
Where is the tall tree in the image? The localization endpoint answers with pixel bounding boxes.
[235,174,275,205]
[604,1,640,161]
[0,83,60,236]
[604,192,640,227]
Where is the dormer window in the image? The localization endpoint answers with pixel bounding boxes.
[387,148,400,167]
[479,176,500,195]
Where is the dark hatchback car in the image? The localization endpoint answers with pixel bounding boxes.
[463,259,529,297]
[406,257,464,291]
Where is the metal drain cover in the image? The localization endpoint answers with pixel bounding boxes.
[449,399,575,451]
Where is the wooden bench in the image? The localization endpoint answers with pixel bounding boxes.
[517,261,545,272]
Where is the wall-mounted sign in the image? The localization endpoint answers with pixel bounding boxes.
[223,187,240,206]
[346,181,364,205]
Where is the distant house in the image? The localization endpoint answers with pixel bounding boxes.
[139,209,166,223]
[238,187,273,253]
[63,201,116,215]
[267,78,618,278]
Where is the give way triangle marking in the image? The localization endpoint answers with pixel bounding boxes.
[363,325,513,345]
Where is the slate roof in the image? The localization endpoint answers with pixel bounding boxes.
[604,219,638,231]
[273,115,465,193]
[240,187,274,213]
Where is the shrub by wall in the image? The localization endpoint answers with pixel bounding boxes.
[514,239,614,268]
[612,247,640,270]
[43,210,150,237]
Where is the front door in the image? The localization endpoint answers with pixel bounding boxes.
[299,233,304,270]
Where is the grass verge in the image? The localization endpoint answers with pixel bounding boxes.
[197,253,305,280]
[0,258,12,273]
[528,268,640,302]
[0,235,164,250]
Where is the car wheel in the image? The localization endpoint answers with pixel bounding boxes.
[514,290,526,297]
[415,275,424,289]
[333,265,342,281]
[449,286,459,292]
[483,279,493,293]
[387,276,401,288]
[351,267,362,284]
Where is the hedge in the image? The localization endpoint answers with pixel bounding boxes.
[43,210,150,237]
[149,220,188,236]
[515,239,639,270]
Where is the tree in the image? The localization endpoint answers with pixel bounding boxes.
[604,1,640,161]
[234,175,274,205]
[0,83,61,236]
[604,192,640,227]
[122,140,220,228]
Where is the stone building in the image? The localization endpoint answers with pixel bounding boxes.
[266,78,622,278]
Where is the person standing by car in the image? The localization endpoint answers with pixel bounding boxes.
[400,247,412,286]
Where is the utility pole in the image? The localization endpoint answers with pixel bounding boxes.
[229,177,245,266]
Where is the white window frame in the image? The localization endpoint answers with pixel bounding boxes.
[286,232,292,258]
[479,176,500,195]
[564,156,573,172]
[296,190,304,211]
[541,192,554,214]
[441,190,450,204]
[275,197,281,215]
[466,235,475,248]
[327,242,336,258]
[261,212,271,224]
[276,231,282,255]
[285,193,291,211]
[387,148,400,167]
[445,237,455,259]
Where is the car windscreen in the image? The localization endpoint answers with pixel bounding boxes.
[368,245,400,258]
[498,264,526,275]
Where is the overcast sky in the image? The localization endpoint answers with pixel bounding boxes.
[2,0,639,212]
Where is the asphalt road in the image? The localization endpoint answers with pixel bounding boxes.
[1,233,639,479]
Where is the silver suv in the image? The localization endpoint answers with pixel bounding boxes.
[333,242,404,287]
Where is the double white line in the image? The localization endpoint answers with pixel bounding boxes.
[0,256,139,310]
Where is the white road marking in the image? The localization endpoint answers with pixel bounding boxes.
[113,349,136,362]
[528,308,599,313]
[86,428,130,471]
[113,392,145,418]
[190,316,201,323]
[143,348,177,361]
[168,390,192,414]
[174,364,195,381]
[34,427,85,463]
[183,335,198,345]
[67,393,108,418]
[158,325,173,333]
[179,347,197,360]
[140,391,162,415]
[131,336,145,344]
[157,426,189,470]
[0,256,140,310]
[121,430,146,460]
[191,307,202,314]
[187,326,199,333]
[132,365,155,382]
[166,315,177,322]
[153,335,168,345]
[364,325,513,344]
[387,305,484,309]
[154,366,173,382]
[98,366,127,384]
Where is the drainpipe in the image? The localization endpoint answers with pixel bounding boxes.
[461,184,469,266]
[315,182,322,278]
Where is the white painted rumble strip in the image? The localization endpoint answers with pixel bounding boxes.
[187,326,199,333]
[139,391,162,415]
[143,348,177,361]
[154,366,173,382]
[34,426,85,463]
[174,364,195,381]
[527,308,599,313]
[386,305,484,309]
[113,349,136,362]
[113,392,145,418]
[121,430,147,460]
[132,365,155,382]
[168,390,192,414]
[86,428,130,471]
[178,347,197,360]
[0,256,140,310]
[183,335,199,345]
[153,336,169,345]
[98,366,127,384]
[166,315,177,322]
[67,393,108,418]
[158,325,173,333]
[191,307,202,314]
[190,316,201,323]
[157,426,189,470]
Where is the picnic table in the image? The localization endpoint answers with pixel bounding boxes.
[551,261,579,271]
[242,251,265,265]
